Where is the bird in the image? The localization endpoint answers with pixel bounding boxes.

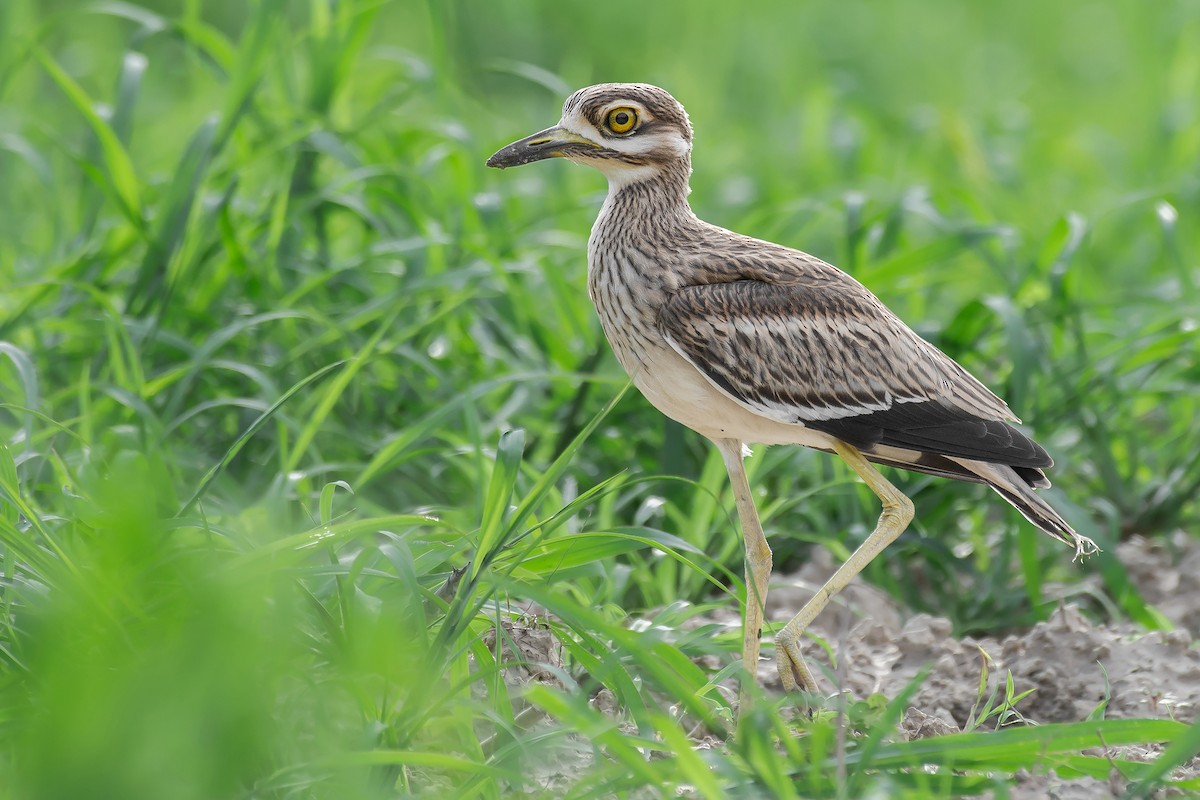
[486,83,1098,710]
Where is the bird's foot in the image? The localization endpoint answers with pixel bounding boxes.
[776,636,819,695]
[776,640,832,719]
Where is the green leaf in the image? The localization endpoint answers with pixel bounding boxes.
[178,360,345,516]
[129,115,219,317]
[471,429,526,582]
[848,719,1185,777]
[1123,717,1200,798]
[318,480,354,525]
[36,47,142,225]
[0,442,19,528]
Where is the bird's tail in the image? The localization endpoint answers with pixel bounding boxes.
[954,459,1099,561]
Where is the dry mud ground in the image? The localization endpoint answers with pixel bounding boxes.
[492,534,1200,798]
[750,533,1200,798]
[759,533,1200,726]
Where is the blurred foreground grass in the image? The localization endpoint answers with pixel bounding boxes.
[1,0,1199,797]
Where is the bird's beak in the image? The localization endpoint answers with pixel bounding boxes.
[486,125,601,168]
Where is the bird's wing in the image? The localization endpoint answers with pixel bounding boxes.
[658,278,1052,468]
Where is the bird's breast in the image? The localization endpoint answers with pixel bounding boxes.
[586,238,670,374]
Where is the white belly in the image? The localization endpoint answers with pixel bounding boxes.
[623,341,836,450]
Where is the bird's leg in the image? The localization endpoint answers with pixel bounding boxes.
[775,441,915,697]
[715,439,773,710]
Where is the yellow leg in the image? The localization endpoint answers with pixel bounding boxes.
[775,441,915,696]
[715,439,773,711]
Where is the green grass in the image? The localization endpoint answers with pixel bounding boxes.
[1,0,1198,797]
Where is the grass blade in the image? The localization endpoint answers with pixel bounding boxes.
[35,47,142,226]
[177,360,345,516]
[1123,717,1200,798]
[471,429,525,582]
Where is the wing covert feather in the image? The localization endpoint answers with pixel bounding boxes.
[658,279,1050,467]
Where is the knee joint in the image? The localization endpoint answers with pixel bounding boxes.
[884,493,915,525]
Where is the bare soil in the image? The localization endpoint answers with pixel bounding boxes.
[755,532,1200,797]
[760,535,1200,725]
[491,533,1200,797]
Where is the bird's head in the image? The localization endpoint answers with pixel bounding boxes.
[486,83,692,188]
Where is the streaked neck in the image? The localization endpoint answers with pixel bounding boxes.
[597,158,696,227]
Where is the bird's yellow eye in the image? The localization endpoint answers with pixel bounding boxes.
[605,106,638,135]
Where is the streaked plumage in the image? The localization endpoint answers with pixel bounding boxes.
[487,83,1098,710]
